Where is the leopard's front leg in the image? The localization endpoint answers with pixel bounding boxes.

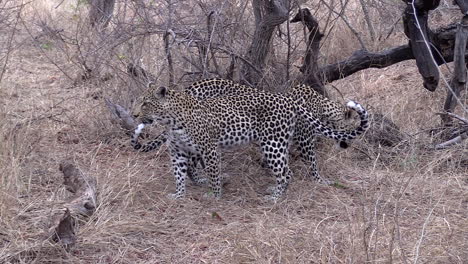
[168,144,189,199]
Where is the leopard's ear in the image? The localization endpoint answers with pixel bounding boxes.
[148,81,156,88]
[153,86,168,99]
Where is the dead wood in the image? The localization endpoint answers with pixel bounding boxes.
[434,112,468,147]
[320,23,466,83]
[104,98,137,133]
[47,162,97,248]
[320,46,414,83]
[403,1,440,91]
[442,16,468,124]
[440,112,468,125]
[291,8,326,96]
[364,112,405,147]
[434,133,467,149]
[454,0,468,15]
[50,209,75,246]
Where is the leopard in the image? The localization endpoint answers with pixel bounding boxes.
[133,78,360,185]
[131,84,369,200]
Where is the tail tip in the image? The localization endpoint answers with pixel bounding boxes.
[346,101,357,108]
[339,141,349,149]
[135,123,145,134]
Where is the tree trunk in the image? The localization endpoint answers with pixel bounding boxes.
[240,0,289,88]
[403,0,440,91]
[290,8,326,96]
[442,16,468,124]
[89,0,115,29]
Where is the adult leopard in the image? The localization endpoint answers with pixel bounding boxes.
[132,84,368,200]
[133,78,361,184]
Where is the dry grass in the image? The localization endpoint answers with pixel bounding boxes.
[1,1,467,263]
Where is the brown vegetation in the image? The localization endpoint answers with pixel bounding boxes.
[0,0,467,263]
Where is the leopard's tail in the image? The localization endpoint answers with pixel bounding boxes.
[300,101,369,148]
[131,124,168,152]
[131,124,145,150]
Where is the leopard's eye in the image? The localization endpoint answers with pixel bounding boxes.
[141,102,149,109]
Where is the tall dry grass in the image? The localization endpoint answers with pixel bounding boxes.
[0,0,466,263]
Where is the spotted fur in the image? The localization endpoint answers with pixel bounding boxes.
[132,84,369,200]
[134,78,361,184]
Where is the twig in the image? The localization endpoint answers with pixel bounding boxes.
[434,134,467,149]
[210,46,272,88]
[412,189,445,264]
[19,16,74,81]
[436,112,468,124]
[285,1,291,82]
[55,0,66,9]
[320,0,367,50]
[359,0,375,42]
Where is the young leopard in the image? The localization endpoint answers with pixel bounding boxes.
[132,84,369,200]
[133,78,361,184]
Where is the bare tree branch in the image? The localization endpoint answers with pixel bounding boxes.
[442,17,468,124]
[434,134,467,149]
[359,0,375,42]
[437,112,468,125]
[320,0,367,50]
[291,8,326,95]
[320,23,467,83]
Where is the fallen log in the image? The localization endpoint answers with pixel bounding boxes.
[320,23,465,84]
[47,161,97,248]
[320,46,414,83]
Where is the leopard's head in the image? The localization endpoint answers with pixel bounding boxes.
[133,84,172,125]
[322,101,358,131]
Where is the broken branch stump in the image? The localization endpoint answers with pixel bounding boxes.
[104,98,137,133]
[47,161,97,248]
